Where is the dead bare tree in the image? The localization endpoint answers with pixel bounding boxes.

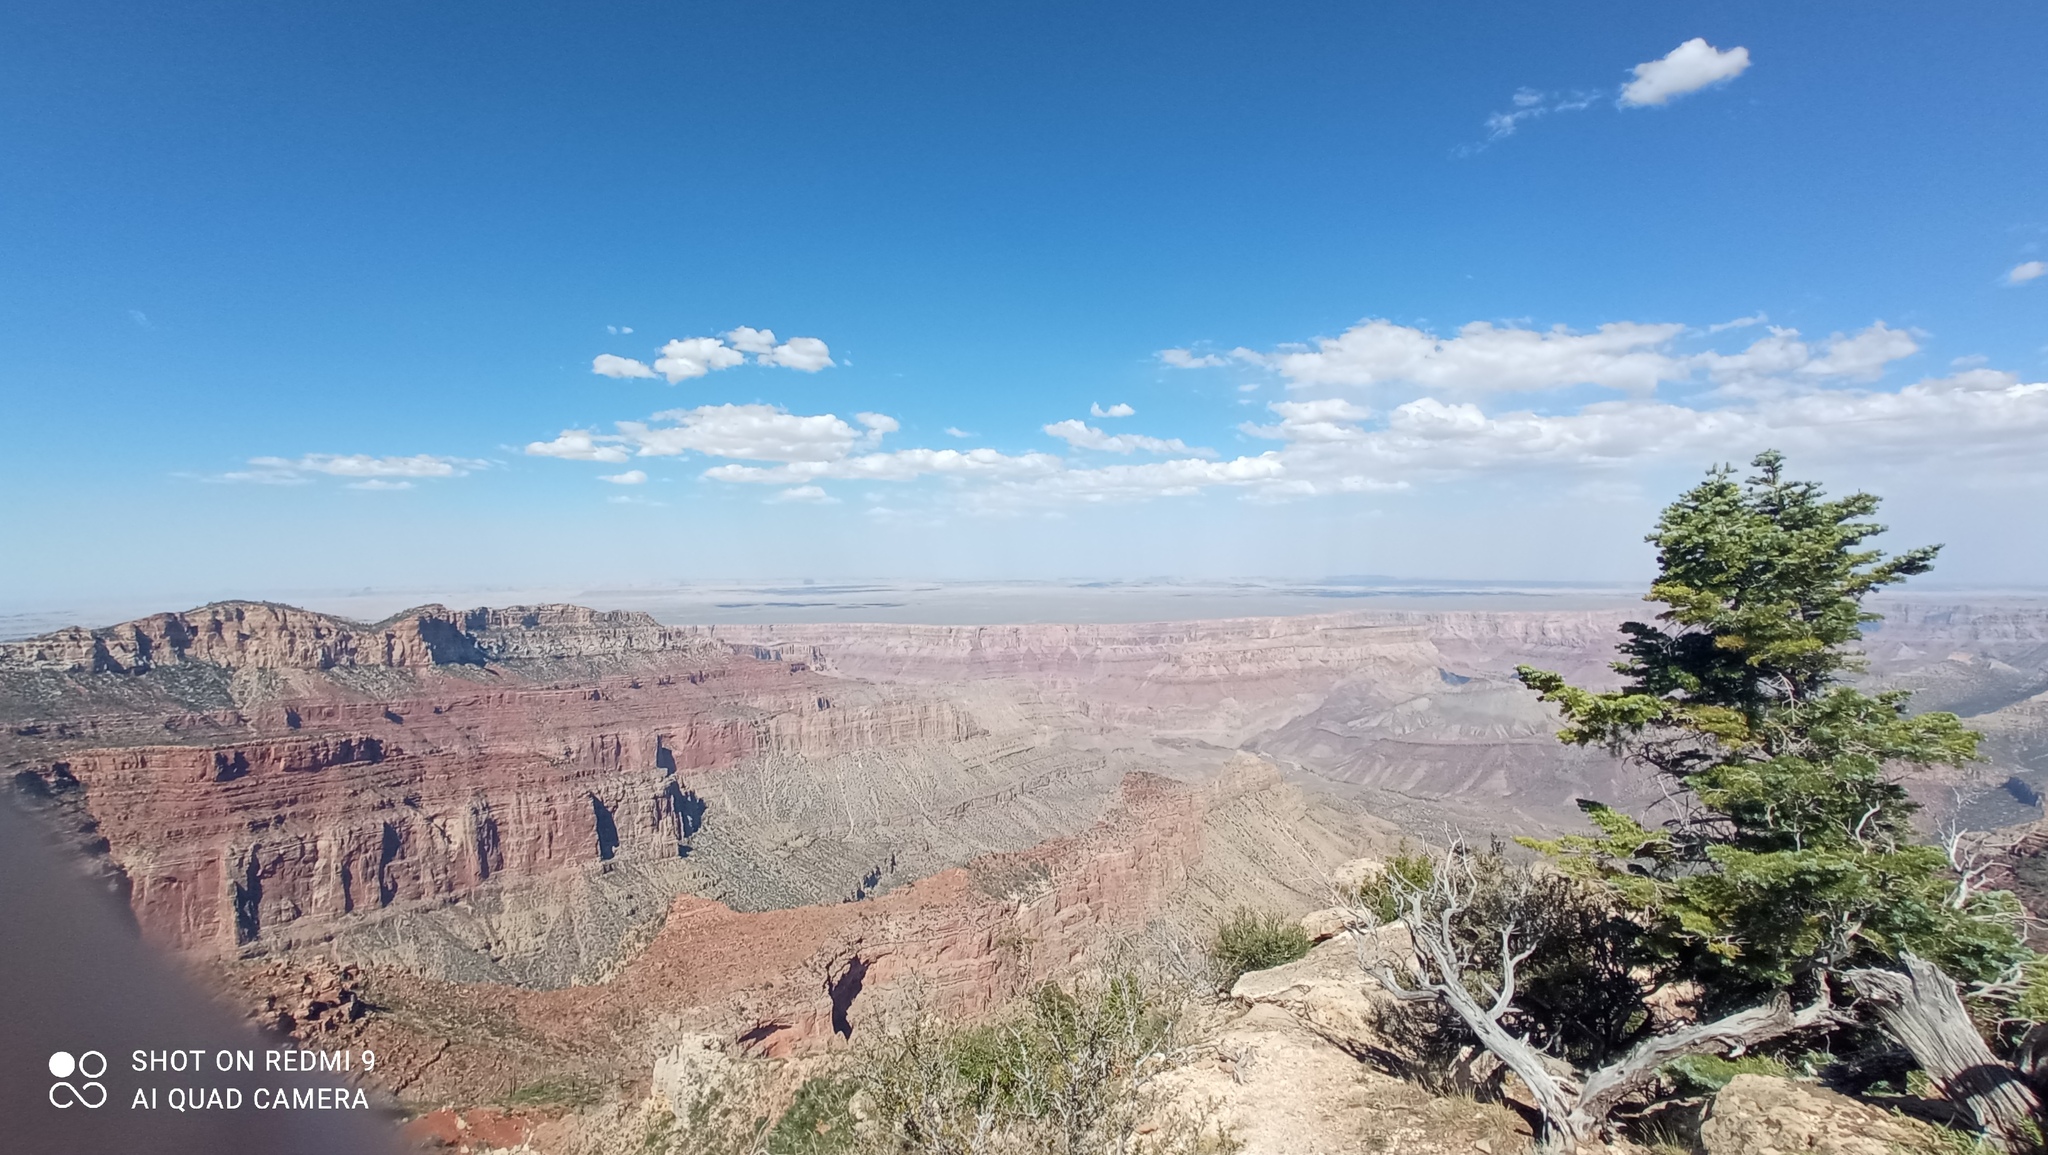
[1345,835,1842,1150]
[1847,957,2046,1152]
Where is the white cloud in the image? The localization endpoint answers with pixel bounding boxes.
[621,404,875,462]
[1619,39,1751,107]
[944,427,975,438]
[222,452,488,486]
[1471,88,1599,148]
[1042,419,1212,457]
[703,447,1064,485]
[526,430,632,463]
[1241,399,1377,443]
[768,485,839,504]
[598,328,835,382]
[525,311,2035,516]
[128,309,151,329]
[653,337,747,383]
[593,353,658,379]
[1237,369,2048,492]
[599,469,648,485]
[1159,349,1225,368]
[723,326,778,353]
[1091,402,1136,417]
[1220,318,1918,398]
[606,325,634,335]
[1696,322,1919,388]
[531,404,900,466]
[2008,261,2046,286]
[758,335,834,372]
[257,454,484,478]
[1708,312,1768,333]
[1798,322,1919,379]
[1257,318,1689,394]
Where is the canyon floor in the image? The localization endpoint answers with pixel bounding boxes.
[5,596,2048,1152]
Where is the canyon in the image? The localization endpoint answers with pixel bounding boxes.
[6,595,2048,1148]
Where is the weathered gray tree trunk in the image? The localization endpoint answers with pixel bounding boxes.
[1849,954,2045,1154]
[1568,990,1840,1135]
[1362,911,1840,1149]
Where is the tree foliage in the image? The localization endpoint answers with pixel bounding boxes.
[1515,451,2028,1014]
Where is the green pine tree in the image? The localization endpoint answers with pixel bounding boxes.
[1516,451,2027,1010]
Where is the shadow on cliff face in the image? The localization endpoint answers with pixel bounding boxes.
[0,800,404,1155]
[829,956,870,1038]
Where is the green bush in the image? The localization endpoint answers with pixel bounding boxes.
[1208,907,1311,989]
[1662,1053,1790,1096]
[765,1076,859,1155]
[638,972,1233,1155]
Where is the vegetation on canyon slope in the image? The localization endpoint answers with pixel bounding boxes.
[1343,451,2048,1150]
[1206,907,1311,991]
[642,971,1233,1155]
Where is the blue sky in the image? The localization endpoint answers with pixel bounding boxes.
[3,1,2045,609]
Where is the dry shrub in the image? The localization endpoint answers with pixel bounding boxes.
[636,971,1235,1155]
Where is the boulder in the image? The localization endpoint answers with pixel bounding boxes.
[1698,1074,1952,1155]
[1331,857,1386,893]
[1229,925,1415,1063]
[1299,907,1352,942]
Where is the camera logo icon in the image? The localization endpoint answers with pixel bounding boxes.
[48,1051,107,1109]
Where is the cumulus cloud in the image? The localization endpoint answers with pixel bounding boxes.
[1160,349,1226,369]
[768,485,838,504]
[1043,419,1212,457]
[346,479,414,491]
[525,430,633,463]
[529,404,899,465]
[593,353,658,379]
[653,337,747,383]
[1091,402,1136,417]
[1253,318,1689,394]
[526,310,2028,515]
[1696,322,1919,388]
[1240,399,1377,443]
[620,405,874,461]
[944,427,975,438]
[1236,369,2048,494]
[2008,261,2046,286]
[599,328,835,384]
[599,469,647,485]
[758,335,834,372]
[1216,318,1917,397]
[723,326,778,354]
[1620,39,1751,107]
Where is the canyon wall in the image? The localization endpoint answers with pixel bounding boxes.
[7,608,976,962]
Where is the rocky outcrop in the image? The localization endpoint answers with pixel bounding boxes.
[1229,927,1416,1067]
[17,655,973,956]
[1698,1074,1952,1154]
[0,600,723,674]
[574,771,1208,1059]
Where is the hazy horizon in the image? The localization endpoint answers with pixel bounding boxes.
[10,574,2048,643]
